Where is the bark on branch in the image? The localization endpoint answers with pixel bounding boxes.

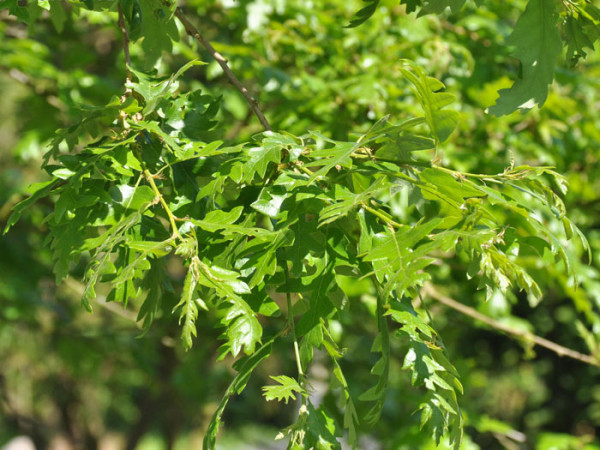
[173,7,272,131]
[423,283,600,367]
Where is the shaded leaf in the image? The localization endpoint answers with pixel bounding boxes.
[488,0,561,115]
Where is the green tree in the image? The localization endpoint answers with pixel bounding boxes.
[1,1,600,449]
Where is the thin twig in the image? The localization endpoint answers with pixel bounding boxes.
[422,283,600,367]
[117,4,132,80]
[117,3,133,105]
[362,203,402,229]
[281,249,305,389]
[143,169,182,240]
[172,7,272,131]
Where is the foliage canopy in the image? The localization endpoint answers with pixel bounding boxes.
[1,0,600,449]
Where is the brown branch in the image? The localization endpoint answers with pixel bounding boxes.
[117,4,132,90]
[422,283,600,367]
[172,7,272,131]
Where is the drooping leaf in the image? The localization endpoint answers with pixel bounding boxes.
[204,338,275,450]
[129,0,180,69]
[401,0,423,13]
[3,179,60,233]
[347,0,380,28]
[173,257,207,350]
[488,0,562,115]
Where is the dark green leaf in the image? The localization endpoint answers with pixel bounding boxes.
[488,0,562,115]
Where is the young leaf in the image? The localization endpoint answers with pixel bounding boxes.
[400,63,460,144]
[262,375,305,404]
[242,142,282,183]
[173,257,206,350]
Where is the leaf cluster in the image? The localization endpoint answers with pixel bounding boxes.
[1,1,595,449]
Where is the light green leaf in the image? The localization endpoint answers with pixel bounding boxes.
[173,257,205,350]
[192,206,243,232]
[126,239,173,258]
[262,375,305,404]
[304,136,358,181]
[400,63,460,144]
[243,141,283,183]
[109,185,156,210]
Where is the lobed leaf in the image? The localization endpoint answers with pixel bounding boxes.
[488,0,562,115]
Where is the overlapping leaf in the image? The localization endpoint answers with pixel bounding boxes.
[488,0,562,115]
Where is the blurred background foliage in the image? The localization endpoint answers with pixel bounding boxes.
[1,0,599,448]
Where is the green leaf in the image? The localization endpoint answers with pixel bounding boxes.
[400,333,463,447]
[305,135,358,181]
[204,338,275,450]
[4,179,59,234]
[109,184,156,210]
[262,375,305,404]
[401,0,423,13]
[137,260,164,330]
[420,168,486,202]
[131,121,184,157]
[347,0,379,28]
[400,63,460,144]
[375,134,436,162]
[192,206,243,232]
[238,228,294,288]
[488,0,562,115]
[243,140,283,183]
[126,239,173,258]
[564,14,597,66]
[49,0,67,32]
[277,403,341,449]
[127,60,206,115]
[173,257,207,350]
[251,186,292,219]
[129,0,180,69]
[319,178,386,226]
[196,261,262,357]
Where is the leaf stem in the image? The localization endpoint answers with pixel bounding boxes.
[362,203,402,229]
[143,169,182,240]
[282,249,305,382]
[295,163,314,178]
[371,155,433,168]
[435,165,502,181]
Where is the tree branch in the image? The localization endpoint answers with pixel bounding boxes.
[117,4,132,70]
[117,3,133,101]
[422,283,600,367]
[172,7,272,131]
